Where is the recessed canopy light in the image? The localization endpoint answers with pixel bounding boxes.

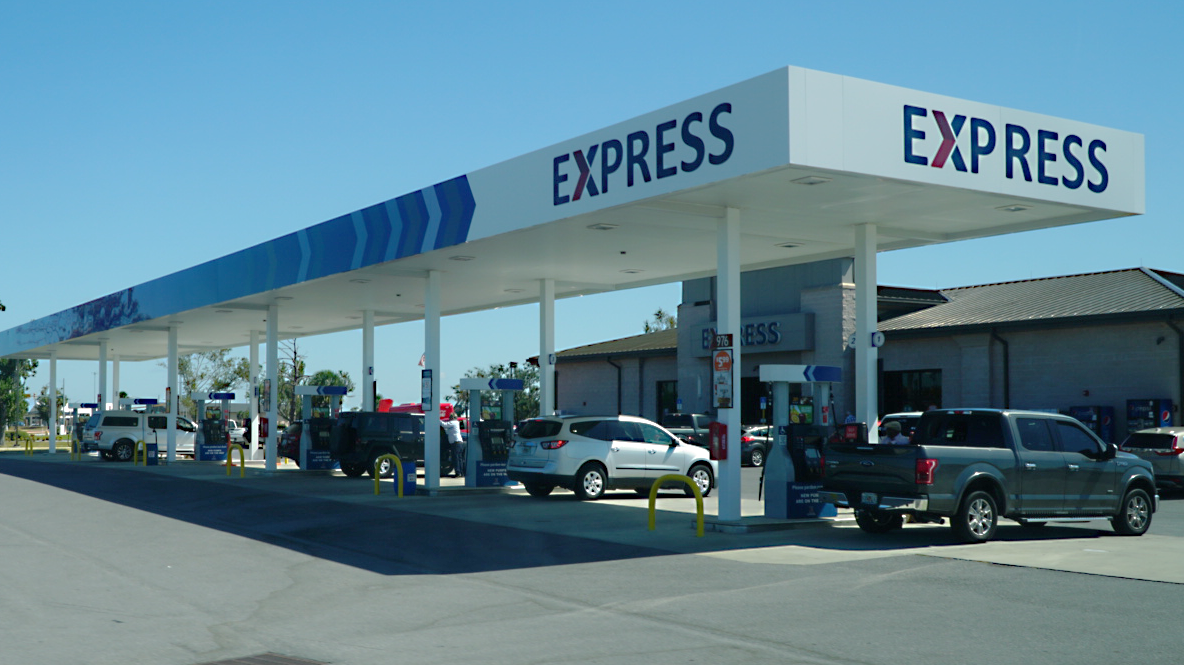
[504,288,525,293]
[996,204,1032,213]
[586,223,618,231]
[449,255,475,261]
[289,325,304,330]
[776,242,801,249]
[274,296,294,301]
[792,175,832,186]
[349,278,371,284]
[215,309,233,313]
[620,269,644,274]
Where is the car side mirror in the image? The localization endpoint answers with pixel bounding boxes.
[1084,443,1116,460]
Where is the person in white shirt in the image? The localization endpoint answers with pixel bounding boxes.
[881,420,911,445]
[442,413,465,477]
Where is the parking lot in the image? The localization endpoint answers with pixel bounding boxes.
[2,451,1181,665]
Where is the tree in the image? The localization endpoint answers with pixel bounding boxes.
[276,339,307,423]
[0,358,38,440]
[33,384,69,430]
[306,368,356,413]
[448,361,539,422]
[163,350,253,419]
[643,307,677,333]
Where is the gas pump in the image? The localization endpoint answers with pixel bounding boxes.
[756,365,841,520]
[192,391,234,461]
[293,385,346,470]
[458,377,524,487]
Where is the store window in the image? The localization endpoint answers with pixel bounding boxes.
[883,369,941,414]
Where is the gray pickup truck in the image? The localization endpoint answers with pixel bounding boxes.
[820,409,1158,543]
[661,413,714,448]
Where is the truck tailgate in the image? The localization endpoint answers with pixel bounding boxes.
[823,443,919,496]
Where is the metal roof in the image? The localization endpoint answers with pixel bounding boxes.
[880,267,1184,334]
[556,328,678,361]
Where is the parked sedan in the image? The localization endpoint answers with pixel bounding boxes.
[507,414,717,500]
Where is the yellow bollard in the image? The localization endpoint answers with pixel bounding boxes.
[133,440,146,466]
[70,439,82,461]
[226,444,245,478]
[647,474,705,538]
[24,437,34,456]
[373,454,405,497]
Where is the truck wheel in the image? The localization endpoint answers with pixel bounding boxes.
[340,461,366,478]
[953,490,998,543]
[368,451,396,478]
[112,440,134,462]
[855,509,903,533]
[523,482,554,497]
[749,447,765,468]
[686,463,714,498]
[1111,488,1152,536]
[573,463,607,500]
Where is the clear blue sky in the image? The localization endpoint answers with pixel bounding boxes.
[3,1,1181,410]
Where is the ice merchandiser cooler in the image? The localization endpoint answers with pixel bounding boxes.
[1068,406,1116,442]
[1127,399,1173,433]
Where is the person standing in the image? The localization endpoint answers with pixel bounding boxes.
[442,413,465,477]
[880,420,911,445]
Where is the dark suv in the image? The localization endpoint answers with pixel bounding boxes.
[328,411,453,478]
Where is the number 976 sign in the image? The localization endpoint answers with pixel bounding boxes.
[713,348,733,408]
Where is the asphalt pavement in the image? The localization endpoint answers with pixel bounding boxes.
[1,450,1180,665]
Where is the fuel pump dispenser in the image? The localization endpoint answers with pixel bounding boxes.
[293,385,346,470]
[458,377,524,487]
[192,391,235,461]
[756,365,841,520]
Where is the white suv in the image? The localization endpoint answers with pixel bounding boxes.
[80,411,197,461]
[507,415,717,500]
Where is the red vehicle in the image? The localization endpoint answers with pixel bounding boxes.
[379,400,468,435]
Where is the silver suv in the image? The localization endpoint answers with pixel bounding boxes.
[507,415,717,500]
[81,411,197,461]
[1120,427,1184,493]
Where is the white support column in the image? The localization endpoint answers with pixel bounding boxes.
[424,270,442,489]
[48,352,57,454]
[266,303,279,471]
[362,309,375,411]
[111,353,120,407]
[717,207,742,522]
[167,325,178,461]
[97,341,108,410]
[539,278,556,416]
[249,329,260,459]
[855,224,880,442]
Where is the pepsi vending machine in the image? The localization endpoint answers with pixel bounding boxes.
[1068,406,1116,442]
[1126,399,1173,432]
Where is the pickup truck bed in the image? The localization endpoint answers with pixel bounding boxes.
[820,409,1158,543]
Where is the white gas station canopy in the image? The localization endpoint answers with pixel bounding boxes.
[1,66,1143,363]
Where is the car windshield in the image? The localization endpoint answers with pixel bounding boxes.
[518,419,563,439]
[1121,432,1176,450]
